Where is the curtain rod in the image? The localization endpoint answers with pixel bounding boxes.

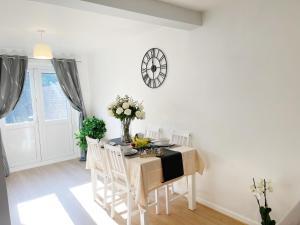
[0,55,81,63]
[28,57,82,63]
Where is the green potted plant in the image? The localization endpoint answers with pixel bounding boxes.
[75,116,107,161]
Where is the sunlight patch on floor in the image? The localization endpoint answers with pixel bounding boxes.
[17,194,75,225]
[70,183,118,225]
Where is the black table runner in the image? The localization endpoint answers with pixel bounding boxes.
[108,138,184,182]
[157,148,184,183]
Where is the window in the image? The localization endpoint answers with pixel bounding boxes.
[5,73,34,124]
[42,73,68,121]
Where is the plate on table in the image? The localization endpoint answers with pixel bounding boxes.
[151,143,175,148]
[124,149,138,156]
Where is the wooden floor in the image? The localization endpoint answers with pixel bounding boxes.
[6,160,245,225]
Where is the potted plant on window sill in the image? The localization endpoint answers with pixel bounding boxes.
[75,116,106,161]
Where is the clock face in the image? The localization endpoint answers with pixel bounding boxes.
[141,48,167,88]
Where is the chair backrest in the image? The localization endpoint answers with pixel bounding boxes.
[104,144,130,187]
[86,136,108,172]
[145,126,161,139]
[170,130,191,147]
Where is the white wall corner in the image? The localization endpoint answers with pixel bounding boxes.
[279,200,300,225]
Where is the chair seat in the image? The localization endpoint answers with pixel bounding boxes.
[95,161,106,172]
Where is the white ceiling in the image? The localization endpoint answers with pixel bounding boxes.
[0,0,226,56]
[158,0,225,11]
[0,0,161,56]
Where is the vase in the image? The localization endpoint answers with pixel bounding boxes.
[79,150,87,161]
[259,207,276,225]
[121,118,132,143]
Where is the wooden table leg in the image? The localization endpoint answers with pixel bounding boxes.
[187,174,196,210]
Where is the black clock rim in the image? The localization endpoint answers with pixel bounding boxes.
[141,48,168,89]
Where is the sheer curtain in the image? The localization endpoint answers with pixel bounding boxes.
[0,55,28,177]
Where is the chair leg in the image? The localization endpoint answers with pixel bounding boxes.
[165,185,170,215]
[111,182,115,218]
[171,184,175,194]
[155,189,160,214]
[127,191,132,225]
[186,177,189,192]
[91,169,97,201]
[139,204,149,225]
[103,176,108,209]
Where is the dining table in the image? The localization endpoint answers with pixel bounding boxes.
[86,139,205,225]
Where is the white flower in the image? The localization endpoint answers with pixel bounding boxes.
[135,111,142,118]
[254,191,262,200]
[250,185,256,193]
[268,186,273,192]
[124,109,131,116]
[266,180,273,192]
[128,100,135,106]
[140,111,145,119]
[108,103,115,109]
[116,107,124,115]
[108,109,114,116]
[138,103,144,110]
[122,102,130,109]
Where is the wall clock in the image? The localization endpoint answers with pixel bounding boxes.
[141,48,167,88]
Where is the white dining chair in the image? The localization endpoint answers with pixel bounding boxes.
[144,126,161,140]
[86,136,110,208]
[170,130,191,147]
[105,144,160,225]
[165,130,192,214]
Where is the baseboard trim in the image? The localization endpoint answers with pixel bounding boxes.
[9,155,80,173]
[197,197,259,225]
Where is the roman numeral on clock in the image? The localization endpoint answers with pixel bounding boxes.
[159,55,165,62]
[159,72,166,79]
[160,64,167,69]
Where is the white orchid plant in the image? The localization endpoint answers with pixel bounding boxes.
[250,178,276,225]
[107,95,145,121]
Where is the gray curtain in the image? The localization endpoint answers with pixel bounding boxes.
[51,58,87,128]
[0,55,28,177]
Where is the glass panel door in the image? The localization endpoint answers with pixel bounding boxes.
[1,70,41,168]
[41,73,68,121]
[36,68,74,161]
[1,63,75,170]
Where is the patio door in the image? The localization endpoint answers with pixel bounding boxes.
[0,63,76,171]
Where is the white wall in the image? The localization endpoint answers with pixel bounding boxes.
[88,0,300,224]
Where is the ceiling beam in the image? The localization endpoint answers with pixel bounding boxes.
[29,0,202,30]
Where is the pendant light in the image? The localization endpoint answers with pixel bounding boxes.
[33,30,53,59]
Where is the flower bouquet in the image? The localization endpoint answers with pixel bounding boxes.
[250,178,276,225]
[108,95,145,143]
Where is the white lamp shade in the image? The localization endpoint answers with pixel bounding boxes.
[33,43,53,59]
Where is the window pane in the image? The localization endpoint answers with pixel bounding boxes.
[5,73,34,124]
[42,73,68,120]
